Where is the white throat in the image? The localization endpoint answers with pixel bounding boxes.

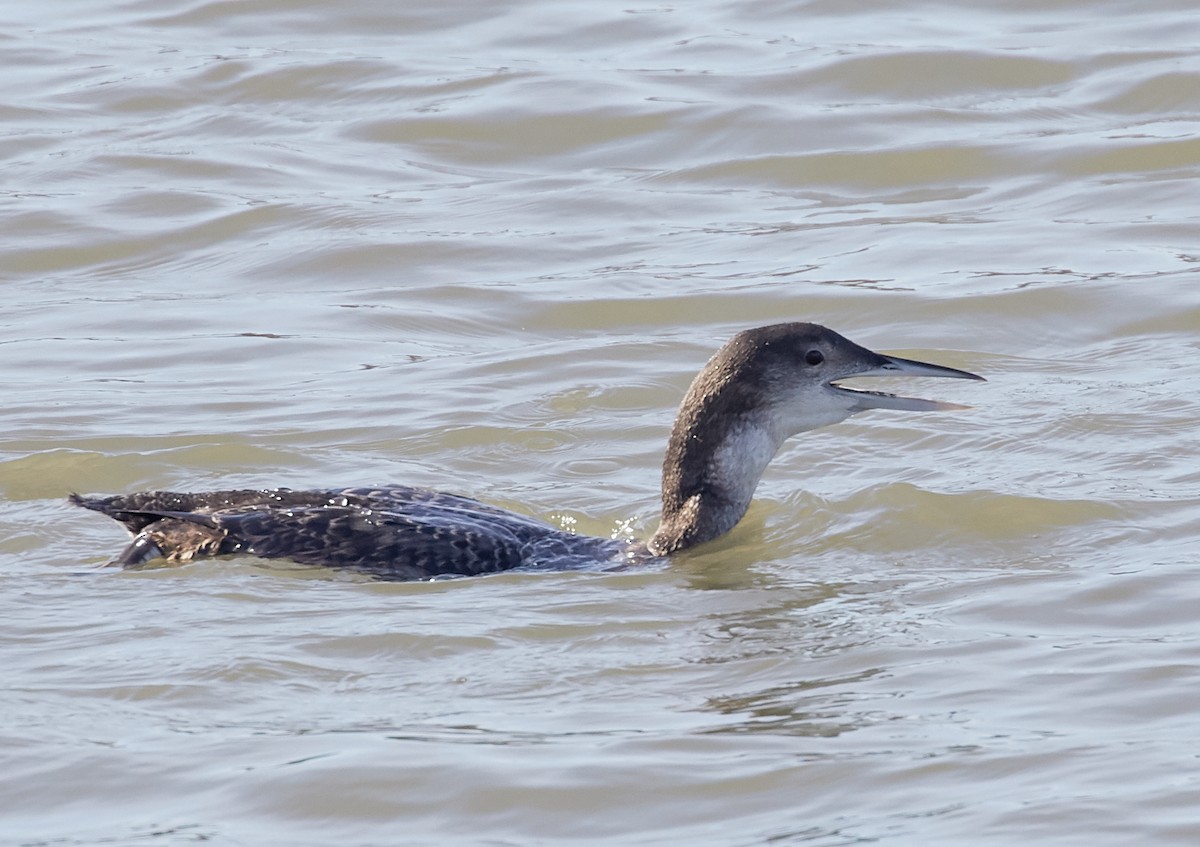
[706,420,788,519]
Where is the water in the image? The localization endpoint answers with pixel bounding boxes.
[3,0,1200,844]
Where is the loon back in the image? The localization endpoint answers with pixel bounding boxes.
[71,322,983,579]
[69,486,631,579]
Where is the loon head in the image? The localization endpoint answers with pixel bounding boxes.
[740,322,984,437]
[650,322,984,555]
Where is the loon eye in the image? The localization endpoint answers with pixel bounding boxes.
[805,349,825,366]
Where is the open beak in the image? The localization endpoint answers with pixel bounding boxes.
[831,353,985,412]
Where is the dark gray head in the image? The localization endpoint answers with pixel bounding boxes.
[649,322,983,555]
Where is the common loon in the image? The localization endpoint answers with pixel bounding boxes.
[71,323,983,579]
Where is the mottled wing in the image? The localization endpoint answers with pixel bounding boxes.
[69,489,335,532]
[335,486,554,528]
[71,485,574,579]
[205,504,533,579]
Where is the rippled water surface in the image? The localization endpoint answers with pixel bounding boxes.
[4,0,1200,844]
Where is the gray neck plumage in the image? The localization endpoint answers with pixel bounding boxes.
[648,339,798,556]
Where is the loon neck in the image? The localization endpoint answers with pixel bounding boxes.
[649,415,785,556]
[648,337,798,557]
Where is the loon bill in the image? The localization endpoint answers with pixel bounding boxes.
[71,322,984,579]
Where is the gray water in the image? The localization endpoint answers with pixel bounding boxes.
[3,1,1200,844]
